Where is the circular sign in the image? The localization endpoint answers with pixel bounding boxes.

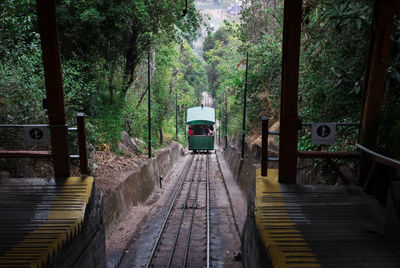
[29,128,44,140]
[316,125,331,138]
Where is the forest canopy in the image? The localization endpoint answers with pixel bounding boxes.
[1,0,399,159]
[203,0,400,158]
[0,0,205,150]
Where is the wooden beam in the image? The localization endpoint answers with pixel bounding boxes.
[36,0,70,177]
[297,151,360,159]
[279,0,302,184]
[0,150,52,158]
[359,0,396,186]
[360,0,396,145]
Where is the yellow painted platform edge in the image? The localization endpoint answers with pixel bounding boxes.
[255,169,322,268]
[0,177,94,268]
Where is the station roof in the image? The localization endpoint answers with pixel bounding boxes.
[186,106,215,125]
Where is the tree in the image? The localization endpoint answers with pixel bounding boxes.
[124,0,201,89]
[299,0,372,123]
[124,40,204,147]
[0,0,46,124]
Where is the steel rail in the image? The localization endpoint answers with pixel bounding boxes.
[206,153,210,268]
[183,153,205,267]
[145,154,195,268]
[167,154,202,268]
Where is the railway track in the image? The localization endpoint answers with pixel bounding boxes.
[145,152,211,268]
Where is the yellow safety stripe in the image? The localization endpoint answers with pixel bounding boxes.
[255,169,322,268]
[0,177,93,268]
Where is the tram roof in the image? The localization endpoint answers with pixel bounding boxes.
[186,106,215,125]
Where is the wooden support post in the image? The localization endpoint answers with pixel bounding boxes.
[278,0,302,184]
[261,117,268,177]
[77,113,89,175]
[360,0,396,145]
[36,0,70,177]
[359,0,396,185]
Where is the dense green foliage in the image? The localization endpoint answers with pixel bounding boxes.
[299,0,371,122]
[2,0,399,160]
[203,1,283,137]
[1,0,204,151]
[203,26,245,136]
[296,0,373,152]
[124,41,207,148]
[0,1,46,123]
[204,0,399,159]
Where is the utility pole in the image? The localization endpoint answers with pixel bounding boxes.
[175,92,178,141]
[241,52,249,159]
[218,107,221,146]
[184,111,186,140]
[224,92,228,149]
[148,50,152,159]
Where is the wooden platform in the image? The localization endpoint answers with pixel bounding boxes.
[255,169,400,268]
[0,177,93,267]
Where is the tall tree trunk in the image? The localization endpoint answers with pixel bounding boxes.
[108,63,115,103]
[159,127,163,145]
[125,27,140,92]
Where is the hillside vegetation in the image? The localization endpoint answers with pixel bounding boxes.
[204,0,400,158]
[1,0,399,160]
[1,0,205,152]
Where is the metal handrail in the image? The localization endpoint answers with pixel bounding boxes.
[0,114,88,175]
[0,124,50,128]
[356,143,400,169]
[0,124,72,128]
[302,122,360,127]
[261,119,361,177]
[263,123,360,137]
[0,124,76,155]
[0,124,77,132]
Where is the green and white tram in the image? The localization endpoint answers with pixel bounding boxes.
[186,105,215,152]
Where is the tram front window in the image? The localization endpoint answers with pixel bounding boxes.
[189,125,214,136]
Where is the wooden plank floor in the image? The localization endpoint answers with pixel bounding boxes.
[0,177,93,268]
[255,169,400,268]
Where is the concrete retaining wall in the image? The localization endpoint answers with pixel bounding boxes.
[222,141,277,268]
[223,143,241,180]
[103,142,183,234]
[241,187,270,268]
[223,142,275,197]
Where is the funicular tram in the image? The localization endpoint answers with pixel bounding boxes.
[186,105,215,152]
